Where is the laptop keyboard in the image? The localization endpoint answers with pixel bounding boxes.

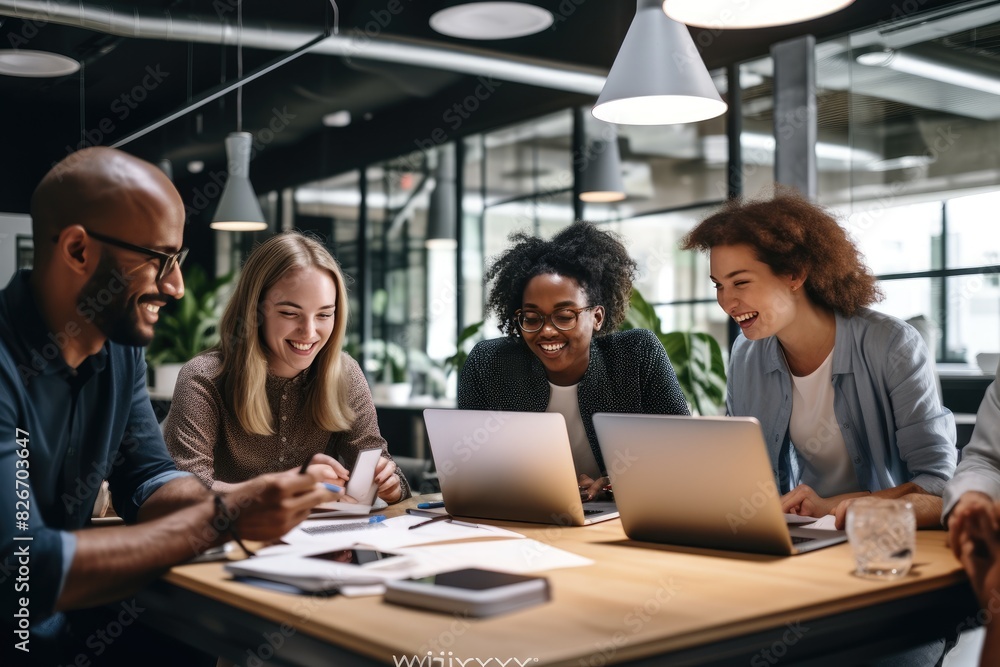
[583,509,605,515]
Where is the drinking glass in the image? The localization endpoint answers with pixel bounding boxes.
[846,497,915,580]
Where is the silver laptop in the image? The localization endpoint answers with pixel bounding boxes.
[423,409,619,526]
[593,413,847,555]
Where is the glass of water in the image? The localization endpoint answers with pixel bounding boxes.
[846,497,916,580]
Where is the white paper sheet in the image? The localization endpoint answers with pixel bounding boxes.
[799,515,839,530]
[280,515,526,550]
[309,496,389,518]
[395,538,594,575]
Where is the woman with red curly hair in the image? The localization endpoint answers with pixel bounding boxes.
[682,191,955,531]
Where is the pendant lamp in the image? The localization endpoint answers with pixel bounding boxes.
[663,0,855,29]
[211,0,267,232]
[579,123,626,203]
[210,132,267,231]
[593,0,727,126]
[426,146,458,250]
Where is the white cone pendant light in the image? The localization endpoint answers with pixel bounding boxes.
[593,0,727,126]
[211,132,267,232]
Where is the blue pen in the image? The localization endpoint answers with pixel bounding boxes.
[368,515,387,524]
[322,482,344,493]
[416,501,446,509]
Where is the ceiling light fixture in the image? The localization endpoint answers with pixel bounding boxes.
[579,122,626,203]
[322,110,352,127]
[0,49,80,77]
[593,0,727,126]
[211,0,267,232]
[662,0,855,29]
[426,146,458,250]
[856,47,1000,97]
[701,133,881,166]
[430,2,553,40]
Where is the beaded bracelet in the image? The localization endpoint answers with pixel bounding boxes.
[213,494,256,558]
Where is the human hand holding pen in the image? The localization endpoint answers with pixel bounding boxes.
[299,452,350,487]
[296,455,358,503]
[225,468,343,539]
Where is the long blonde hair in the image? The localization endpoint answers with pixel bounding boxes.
[216,231,354,435]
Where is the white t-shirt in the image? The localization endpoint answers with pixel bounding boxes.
[788,350,861,497]
[546,382,601,480]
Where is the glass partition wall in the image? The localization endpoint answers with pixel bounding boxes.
[817,6,1000,366]
[273,0,999,404]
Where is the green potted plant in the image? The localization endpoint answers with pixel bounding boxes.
[442,321,484,382]
[360,338,411,403]
[146,265,233,397]
[620,288,727,416]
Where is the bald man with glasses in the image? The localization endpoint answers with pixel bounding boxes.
[0,147,341,665]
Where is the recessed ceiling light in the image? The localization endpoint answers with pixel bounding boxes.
[322,110,352,127]
[0,50,80,78]
[187,160,205,174]
[430,2,553,40]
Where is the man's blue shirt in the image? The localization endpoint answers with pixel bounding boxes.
[0,270,188,637]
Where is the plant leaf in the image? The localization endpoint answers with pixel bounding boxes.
[623,289,727,415]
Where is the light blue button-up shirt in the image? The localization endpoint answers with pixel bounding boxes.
[727,307,956,496]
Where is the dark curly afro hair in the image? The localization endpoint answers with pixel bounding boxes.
[484,221,638,338]
[681,189,882,315]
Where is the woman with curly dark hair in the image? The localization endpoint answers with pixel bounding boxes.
[459,221,689,500]
[682,191,955,530]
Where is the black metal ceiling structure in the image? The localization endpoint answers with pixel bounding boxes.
[0,0,969,213]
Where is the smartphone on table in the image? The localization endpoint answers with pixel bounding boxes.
[384,568,550,617]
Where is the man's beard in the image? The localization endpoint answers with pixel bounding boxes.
[78,252,152,347]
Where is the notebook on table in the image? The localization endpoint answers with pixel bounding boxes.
[592,413,847,555]
[422,409,619,526]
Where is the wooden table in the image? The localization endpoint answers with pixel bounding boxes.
[136,496,978,666]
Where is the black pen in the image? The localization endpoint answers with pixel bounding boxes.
[408,514,452,530]
[299,456,344,495]
[408,514,480,530]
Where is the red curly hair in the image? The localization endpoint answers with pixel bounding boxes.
[681,190,882,315]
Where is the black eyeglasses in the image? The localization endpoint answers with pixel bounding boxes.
[516,306,600,333]
[56,229,189,282]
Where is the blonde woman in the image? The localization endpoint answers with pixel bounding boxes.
[164,231,408,502]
